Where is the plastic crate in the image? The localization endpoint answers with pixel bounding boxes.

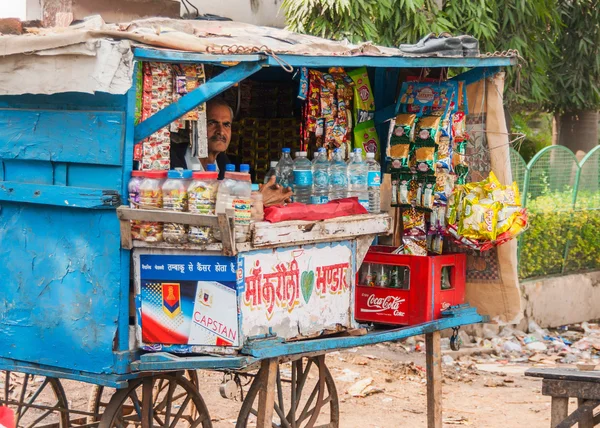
[354,246,466,326]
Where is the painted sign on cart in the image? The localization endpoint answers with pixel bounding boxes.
[138,254,239,348]
[238,241,355,339]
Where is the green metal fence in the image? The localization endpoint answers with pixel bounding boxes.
[511,145,600,279]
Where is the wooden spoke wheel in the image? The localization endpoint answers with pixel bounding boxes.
[236,356,339,428]
[0,371,69,428]
[88,370,199,424]
[98,372,211,428]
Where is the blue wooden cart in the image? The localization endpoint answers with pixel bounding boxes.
[0,32,515,428]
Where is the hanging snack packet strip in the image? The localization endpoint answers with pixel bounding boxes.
[412,142,437,174]
[348,67,375,124]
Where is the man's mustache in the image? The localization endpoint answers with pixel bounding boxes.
[209,135,227,141]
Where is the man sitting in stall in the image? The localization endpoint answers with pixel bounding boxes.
[171,98,292,206]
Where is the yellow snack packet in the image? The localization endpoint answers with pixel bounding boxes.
[482,171,502,193]
[447,185,465,226]
[496,206,521,235]
[491,182,521,206]
[459,199,500,241]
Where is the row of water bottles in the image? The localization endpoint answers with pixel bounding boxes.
[265,147,381,213]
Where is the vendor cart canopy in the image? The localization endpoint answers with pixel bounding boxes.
[0,16,512,96]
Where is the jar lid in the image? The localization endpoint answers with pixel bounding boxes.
[206,164,217,172]
[192,171,218,180]
[145,170,168,179]
[167,169,186,179]
[131,170,144,177]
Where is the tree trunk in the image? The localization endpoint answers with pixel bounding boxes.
[556,110,599,154]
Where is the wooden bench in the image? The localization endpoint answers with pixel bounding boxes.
[525,368,600,427]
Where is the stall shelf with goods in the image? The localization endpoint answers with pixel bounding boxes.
[0,17,517,428]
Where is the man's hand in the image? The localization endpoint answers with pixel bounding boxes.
[259,176,293,207]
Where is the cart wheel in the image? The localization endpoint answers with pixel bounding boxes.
[98,372,211,428]
[236,356,339,428]
[87,370,199,423]
[0,371,69,428]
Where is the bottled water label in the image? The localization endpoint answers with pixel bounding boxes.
[293,170,313,186]
[313,170,329,187]
[331,172,347,186]
[359,199,369,210]
[350,175,367,186]
[367,171,381,187]
[310,195,329,205]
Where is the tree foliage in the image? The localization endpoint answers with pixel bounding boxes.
[281,0,562,109]
[548,0,600,112]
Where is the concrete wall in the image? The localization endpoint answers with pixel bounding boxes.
[519,271,600,329]
[182,0,285,27]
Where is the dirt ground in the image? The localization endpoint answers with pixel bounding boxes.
[52,340,569,428]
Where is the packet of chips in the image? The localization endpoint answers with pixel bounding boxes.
[455,163,469,185]
[348,67,375,123]
[412,142,437,174]
[460,199,501,241]
[403,237,428,256]
[491,182,521,206]
[390,144,411,169]
[482,171,502,193]
[447,185,465,226]
[496,205,521,235]
[417,176,436,210]
[434,171,454,204]
[415,116,442,144]
[403,207,426,236]
[398,173,416,207]
[390,113,416,146]
[427,234,444,254]
[354,120,379,157]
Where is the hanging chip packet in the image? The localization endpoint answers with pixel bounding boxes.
[354,120,380,158]
[348,67,375,123]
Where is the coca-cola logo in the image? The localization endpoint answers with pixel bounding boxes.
[361,294,406,317]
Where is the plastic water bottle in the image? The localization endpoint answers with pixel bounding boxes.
[348,148,369,210]
[311,147,330,204]
[293,151,312,204]
[347,151,354,165]
[276,148,294,188]
[264,161,279,184]
[365,152,381,213]
[329,148,348,201]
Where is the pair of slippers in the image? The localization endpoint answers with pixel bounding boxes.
[399,33,480,57]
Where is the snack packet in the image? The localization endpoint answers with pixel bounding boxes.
[390,113,416,146]
[447,185,465,225]
[390,144,411,169]
[412,142,437,174]
[348,67,375,123]
[398,174,416,207]
[415,116,442,144]
[491,182,521,206]
[403,207,426,236]
[460,199,501,241]
[354,120,379,157]
[417,176,436,210]
[427,234,444,254]
[403,237,428,256]
[496,205,521,235]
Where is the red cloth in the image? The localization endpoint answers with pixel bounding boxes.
[0,406,15,428]
[264,197,368,223]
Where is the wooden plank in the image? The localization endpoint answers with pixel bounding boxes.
[134,61,264,142]
[134,48,265,64]
[251,214,391,248]
[265,55,517,68]
[578,398,595,428]
[120,219,133,250]
[217,211,236,256]
[356,234,376,266]
[551,397,569,428]
[555,400,599,428]
[0,109,124,165]
[426,331,442,428]
[0,181,119,208]
[526,368,600,383]
[256,358,278,428]
[141,377,153,428]
[243,308,485,360]
[132,240,225,252]
[449,66,501,86]
[117,206,220,227]
[542,379,600,401]
[52,163,67,186]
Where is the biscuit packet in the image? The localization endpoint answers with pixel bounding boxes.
[348,67,375,123]
[390,113,416,146]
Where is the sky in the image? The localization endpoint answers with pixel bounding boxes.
[0,0,27,20]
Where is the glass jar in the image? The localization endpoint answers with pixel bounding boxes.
[162,169,192,244]
[138,170,167,242]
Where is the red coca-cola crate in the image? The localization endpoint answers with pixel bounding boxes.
[354,246,466,326]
